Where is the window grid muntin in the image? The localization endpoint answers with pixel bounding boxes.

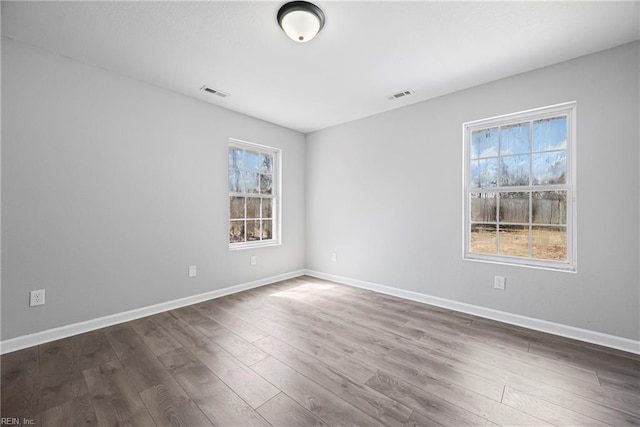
[229,196,274,243]
[469,190,568,259]
[464,102,576,271]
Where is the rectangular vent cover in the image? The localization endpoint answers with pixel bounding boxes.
[387,89,414,100]
[201,86,229,98]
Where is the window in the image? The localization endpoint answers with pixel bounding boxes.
[463,102,576,271]
[228,139,280,249]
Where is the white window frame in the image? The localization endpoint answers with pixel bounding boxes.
[462,102,577,272]
[228,138,281,250]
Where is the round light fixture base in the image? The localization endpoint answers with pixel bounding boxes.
[277,1,325,43]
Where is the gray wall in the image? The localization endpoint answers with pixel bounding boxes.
[1,39,306,340]
[306,42,640,341]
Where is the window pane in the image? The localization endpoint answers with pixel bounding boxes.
[532,151,566,185]
[533,117,567,152]
[246,220,260,241]
[242,171,259,193]
[260,174,273,194]
[498,225,529,257]
[470,158,497,188]
[262,198,273,219]
[500,123,530,155]
[230,197,245,219]
[470,224,496,254]
[244,150,260,171]
[499,192,529,223]
[471,128,498,159]
[229,220,245,243]
[246,197,260,218]
[229,169,242,192]
[532,226,567,260]
[260,153,273,174]
[532,191,567,224]
[262,220,273,240]
[500,155,530,186]
[470,192,496,222]
[229,148,243,169]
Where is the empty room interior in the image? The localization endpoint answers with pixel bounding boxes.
[1,1,639,426]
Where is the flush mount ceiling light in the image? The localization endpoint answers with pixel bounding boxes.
[277,1,325,43]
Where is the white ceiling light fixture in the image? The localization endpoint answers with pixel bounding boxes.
[277,1,325,43]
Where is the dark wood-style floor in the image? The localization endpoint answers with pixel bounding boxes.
[2,276,639,426]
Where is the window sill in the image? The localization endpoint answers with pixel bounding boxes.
[464,253,577,273]
[229,240,281,251]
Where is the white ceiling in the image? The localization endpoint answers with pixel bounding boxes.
[2,1,639,133]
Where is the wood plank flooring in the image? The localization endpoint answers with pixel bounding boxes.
[2,276,639,426]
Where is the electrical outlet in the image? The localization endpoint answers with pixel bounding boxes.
[188,265,197,278]
[331,252,337,262]
[250,256,257,266]
[30,289,45,306]
[494,276,506,290]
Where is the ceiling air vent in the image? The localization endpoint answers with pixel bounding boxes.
[387,89,414,100]
[200,85,229,98]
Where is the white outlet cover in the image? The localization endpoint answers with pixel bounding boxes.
[494,276,506,290]
[331,252,337,262]
[188,265,197,278]
[30,289,45,306]
[250,256,257,265]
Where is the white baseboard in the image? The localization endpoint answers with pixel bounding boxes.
[4,269,638,356]
[305,270,640,355]
[0,270,306,355]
